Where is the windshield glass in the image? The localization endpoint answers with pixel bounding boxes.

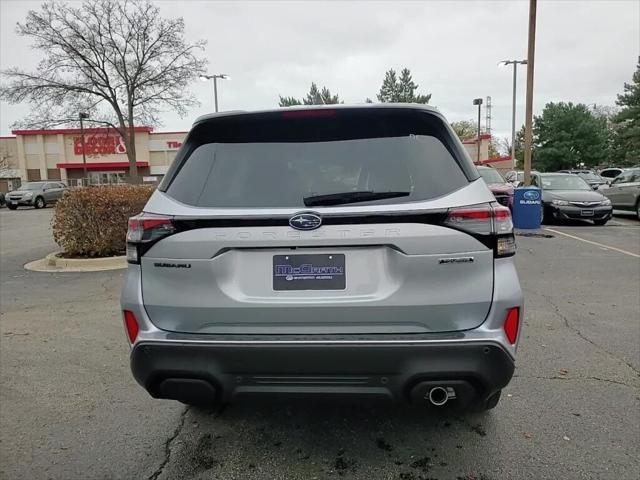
[540,175,591,191]
[167,136,468,208]
[17,182,44,191]
[577,172,600,181]
[478,168,505,184]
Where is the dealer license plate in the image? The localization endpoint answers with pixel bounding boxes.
[273,254,345,291]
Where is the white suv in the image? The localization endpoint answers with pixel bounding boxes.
[121,104,523,411]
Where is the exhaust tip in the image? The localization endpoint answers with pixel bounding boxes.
[428,386,451,406]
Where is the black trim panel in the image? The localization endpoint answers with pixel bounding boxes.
[131,341,515,404]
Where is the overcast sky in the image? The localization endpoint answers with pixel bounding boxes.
[1,0,638,141]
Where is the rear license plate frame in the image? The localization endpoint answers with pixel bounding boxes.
[273,253,346,291]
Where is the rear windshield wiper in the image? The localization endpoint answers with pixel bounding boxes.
[303,190,411,207]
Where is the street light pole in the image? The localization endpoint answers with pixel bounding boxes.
[213,76,219,112]
[200,74,229,112]
[79,112,89,184]
[473,98,483,164]
[500,60,528,169]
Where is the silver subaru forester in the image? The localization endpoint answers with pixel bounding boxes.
[121,104,523,411]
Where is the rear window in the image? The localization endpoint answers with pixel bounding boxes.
[163,109,473,208]
[600,169,621,178]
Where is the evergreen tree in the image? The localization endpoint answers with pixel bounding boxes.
[533,102,609,171]
[279,96,302,107]
[377,69,400,103]
[377,68,431,103]
[278,83,341,106]
[611,60,640,165]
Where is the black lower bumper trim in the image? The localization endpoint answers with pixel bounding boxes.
[131,341,515,405]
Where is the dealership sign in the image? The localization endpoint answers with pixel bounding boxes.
[74,135,127,155]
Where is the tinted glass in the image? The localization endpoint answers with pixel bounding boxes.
[600,169,621,178]
[577,172,601,181]
[540,175,591,190]
[167,135,469,208]
[478,168,505,184]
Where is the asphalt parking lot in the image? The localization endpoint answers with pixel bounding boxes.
[1,207,638,480]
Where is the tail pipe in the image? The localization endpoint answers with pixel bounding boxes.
[428,386,456,406]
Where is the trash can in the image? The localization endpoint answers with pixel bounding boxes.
[513,186,542,229]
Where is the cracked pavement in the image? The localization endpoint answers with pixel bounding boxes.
[1,208,638,480]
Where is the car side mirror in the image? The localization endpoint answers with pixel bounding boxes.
[592,184,599,190]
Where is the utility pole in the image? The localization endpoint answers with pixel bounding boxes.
[473,98,483,164]
[523,0,537,186]
[79,112,89,184]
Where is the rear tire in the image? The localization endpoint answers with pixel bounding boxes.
[34,196,45,209]
[473,390,502,412]
[593,219,608,226]
[636,201,640,221]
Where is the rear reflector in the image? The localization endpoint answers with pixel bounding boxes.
[503,307,520,345]
[123,310,139,343]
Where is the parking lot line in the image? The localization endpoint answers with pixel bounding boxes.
[544,227,640,258]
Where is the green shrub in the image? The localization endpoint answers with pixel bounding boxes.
[52,185,154,257]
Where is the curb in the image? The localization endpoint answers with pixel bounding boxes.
[24,252,127,272]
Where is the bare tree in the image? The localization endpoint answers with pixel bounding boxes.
[0,149,12,178]
[450,120,477,140]
[0,0,207,181]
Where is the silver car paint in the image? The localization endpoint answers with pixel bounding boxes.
[604,169,640,210]
[122,256,523,359]
[122,104,523,364]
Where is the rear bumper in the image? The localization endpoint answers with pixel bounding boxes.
[130,340,515,406]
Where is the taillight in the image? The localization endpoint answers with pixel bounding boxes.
[123,310,139,343]
[126,213,175,264]
[443,203,516,258]
[503,307,520,345]
[444,205,493,234]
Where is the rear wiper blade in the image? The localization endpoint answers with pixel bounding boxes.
[303,190,411,207]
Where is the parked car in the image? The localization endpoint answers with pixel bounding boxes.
[557,169,608,189]
[5,181,67,209]
[599,167,628,183]
[477,166,513,209]
[121,105,523,411]
[532,172,612,225]
[602,168,640,219]
[504,170,540,187]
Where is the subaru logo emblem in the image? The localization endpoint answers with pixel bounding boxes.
[289,212,322,230]
[523,190,540,201]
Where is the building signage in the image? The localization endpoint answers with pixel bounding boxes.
[166,141,182,150]
[74,135,127,155]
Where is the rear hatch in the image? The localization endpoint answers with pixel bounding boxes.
[135,107,501,335]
